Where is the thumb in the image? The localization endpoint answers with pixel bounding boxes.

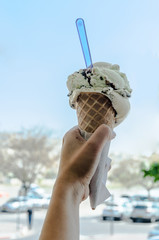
[85,124,115,154]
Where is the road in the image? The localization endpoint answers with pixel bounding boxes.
[80,217,155,239]
[0,209,157,240]
[0,211,45,240]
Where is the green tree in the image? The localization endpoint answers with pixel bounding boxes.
[142,162,159,182]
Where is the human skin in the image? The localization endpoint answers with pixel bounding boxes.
[39,124,115,240]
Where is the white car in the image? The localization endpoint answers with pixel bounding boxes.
[147,236,159,240]
[102,199,132,221]
[42,195,51,209]
[27,192,51,209]
[148,225,159,238]
[1,196,33,213]
[130,201,159,223]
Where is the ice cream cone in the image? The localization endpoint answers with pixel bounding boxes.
[67,62,131,208]
[76,92,116,133]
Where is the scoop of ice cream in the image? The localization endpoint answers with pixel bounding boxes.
[67,62,132,126]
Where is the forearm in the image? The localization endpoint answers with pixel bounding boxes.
[39,180,80,240]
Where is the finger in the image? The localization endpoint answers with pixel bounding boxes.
[85,124,115,154]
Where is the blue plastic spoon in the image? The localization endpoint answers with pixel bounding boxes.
[76,18,93,68]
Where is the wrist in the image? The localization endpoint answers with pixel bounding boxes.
[53,177,84,205]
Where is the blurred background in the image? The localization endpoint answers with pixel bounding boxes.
[0,0,159,239]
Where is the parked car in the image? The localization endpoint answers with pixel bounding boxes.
[19,183,45,197]
[28,184,45,196]
[130,195,159,202]
[130,195,149,202]
[42,195,51,209]
[1,196,33,213]
[27,192,51,209]
[102,199,133,221]
[148,225,159,238]
[27,194,45,209]
[147,236,159,240]
[130,201,159,223]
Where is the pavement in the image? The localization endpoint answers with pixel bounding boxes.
[0,185,34,240]
[0,223,34,240]
[0,231,31,240]
[80,234,147,240]
[0,232,147,240]
[106,234,146,240]
[0,215,148,240]
[0,188,150,240]
[0,211,35,240]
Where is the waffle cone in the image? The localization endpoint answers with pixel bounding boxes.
[76,92,116,133]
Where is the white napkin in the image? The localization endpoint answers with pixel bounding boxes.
[80,130,112,209]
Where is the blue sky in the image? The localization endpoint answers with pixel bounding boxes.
[0,0,159,154]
